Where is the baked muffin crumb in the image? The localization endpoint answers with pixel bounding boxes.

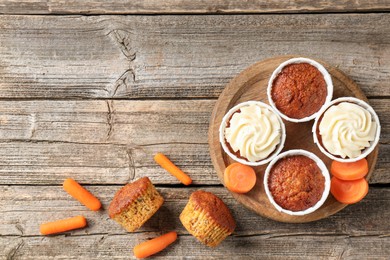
[271,63,327,119]
[180,190,236,247]
[108,177,164,232]
[268,155,325,211]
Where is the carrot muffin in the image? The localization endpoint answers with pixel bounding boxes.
[108,177,164,232]
[180,190,236,247]
[271,62,327,119]
[268,155,325,211]
[223,102,283,164]
[318,101,377,159]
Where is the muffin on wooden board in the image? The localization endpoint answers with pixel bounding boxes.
[180,190,236,247]
[108,177,164,232]
[264,149,330,216]
[267,57,333,123]
[268,155,325,211]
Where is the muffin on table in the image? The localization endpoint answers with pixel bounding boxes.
[180,190,236,247]
[108,177,164,232]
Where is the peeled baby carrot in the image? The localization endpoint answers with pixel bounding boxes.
[154,153,192,185]
[63,178,102,211]
[330,177,369,204]
[224,163,256,193]
[134,231,177,259]
[40,215,87,235]
[331,159,369,181]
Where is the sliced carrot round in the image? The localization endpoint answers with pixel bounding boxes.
[224,163,256,194]
[330,177,369,204]
[331,159,369,181]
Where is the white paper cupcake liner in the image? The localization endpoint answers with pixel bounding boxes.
[267,57,333,123]
[263,149,331,216]
[219,101,286,166]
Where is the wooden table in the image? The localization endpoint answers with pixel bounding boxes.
[1,1,389,259]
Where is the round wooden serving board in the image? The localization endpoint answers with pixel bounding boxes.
[208,55,379,223]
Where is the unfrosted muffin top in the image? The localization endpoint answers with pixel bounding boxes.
[108,177,153,218]
[268,155,325,212]
[271,63,327,119]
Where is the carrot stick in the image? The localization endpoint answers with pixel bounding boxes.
[224,163,256,193]
[331,159,369,181]
[134,231,177,259]
[63,178,102,211]
[40,215,87,235]
[330,177,369,204]
[154,153,192,185]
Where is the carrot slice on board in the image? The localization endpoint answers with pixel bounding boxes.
[224,163,256,194]
[330,177,369,204]
[331,159,369,181]
[133,231,177,258]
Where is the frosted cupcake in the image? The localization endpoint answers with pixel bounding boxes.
[219,101,286,166]
[313,97,381,162]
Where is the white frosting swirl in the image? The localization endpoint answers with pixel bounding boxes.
[319,102,377,159]
[225,104,281,162]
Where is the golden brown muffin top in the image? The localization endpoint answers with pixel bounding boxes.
[271,63,327,119]
[268,155,325,211]
[108,177,153,218]
[190,190,236,233]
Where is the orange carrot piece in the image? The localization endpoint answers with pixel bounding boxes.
[330,177,369,204]
[154,153,192,185]
[63,178,102,211]
[331,159,369,181]
[224,163,256,193]
[40,215,87,235]
[133,231,177,258]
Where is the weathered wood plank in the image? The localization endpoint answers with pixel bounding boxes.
[0,142,216,185]
[1,235,389,259]
[0,100,212,144]
[1,186,389,236]
[0,141,388,185]
[1,14,390,99]
[1,0,390,15]
[0,186,389,259]
[0,99,386,143]
[0,99,388,185]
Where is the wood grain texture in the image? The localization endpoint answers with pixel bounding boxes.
[0,141,215,185]
[0,186,389,259]
[0,141,388,185]
[2,186,388,236]
[0,100,388,185]
[1,14,390,99]
[0,9,389,259]
[1,0,390,14]
[2,235,389,259]
[0,99,387,144]
[0,100,212,144]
